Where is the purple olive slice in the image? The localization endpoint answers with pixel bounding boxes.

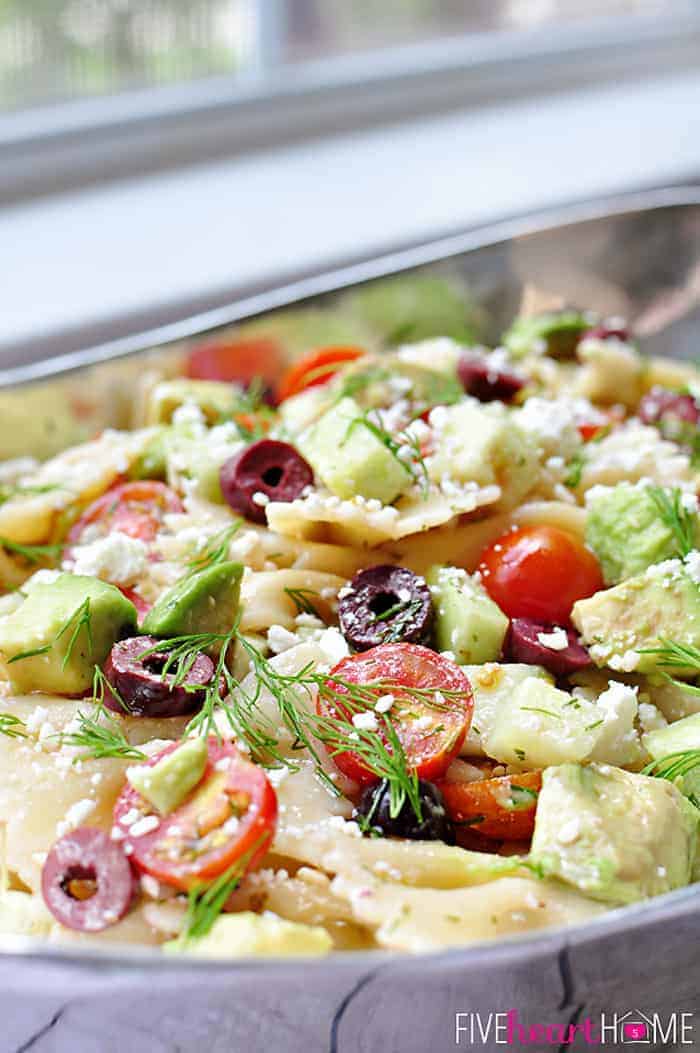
[457,352,525,403]
[103,635,216,718]
[219,439,313,524]
[638,385,700,435]
[505,618,591,677]
[339,564,433,651]
[41,827,134,932]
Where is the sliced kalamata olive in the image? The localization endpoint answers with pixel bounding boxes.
[103,635,216,718]
[354,779,454,842]
[457,352,525,403]
[219,439,313,524]
[581,320,630,343]
[638,386,700,436]
[506,618,591,677]
[338,564,433,651]
[41,827,135,932]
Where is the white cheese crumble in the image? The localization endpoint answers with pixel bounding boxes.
[70,531,149,587]
[128,815,160,838]
[172,401,207,435]
[536,627,569,651]
[684,550,700,584]
[352,711,379,732]
[252,491,270,508]
[318,627,349,665]
[267,624,301,654]
[374,693,395,713]
[56,798,96,838]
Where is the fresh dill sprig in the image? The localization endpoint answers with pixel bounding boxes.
[0,713,26,739]
[59,668,146,761]
[638,638,700,695]
[177,834,268,945]
[283,586,323,619]
[646,485,697,559]
[0,483,63,507]
[368,597,424,644]
[8,597,93,668]
[186,521,243,574]
[0,537,63,564]
[334,365,393,402]
[563,450,586,489]
[642,750,700,807]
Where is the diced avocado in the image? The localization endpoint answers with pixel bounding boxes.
[484,677,641,769]
[530,763,699,904]
[572,563,700,675]
[503,309,591,359]
[127,737,208,815]
[297,396,412,504]
[128,427,170,481]
[427,401,538,508]
[0,574,137,695]
[146,379,244,426]
[586,483,700,584]
[165,425,244,503]
[643,712,700,802]
[344,275,477,345]
[329,353,462,412]
[427,565,508,664]
[461,662,552,757]
[165,911,333,958]
[141,561,243,639]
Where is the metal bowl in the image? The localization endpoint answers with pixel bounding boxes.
[2,186,700,1052]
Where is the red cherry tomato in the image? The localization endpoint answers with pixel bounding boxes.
[113,739,277,892]
[577,406,625,442]
[67,481,184,547]
[277,346,366,402]
[438,770,542,841]
[186,336,284,389]
[478,525,603,625]
[317,642,473,786]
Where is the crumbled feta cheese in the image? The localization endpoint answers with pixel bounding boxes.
[267,624,300,654]
[70,532,149,587]
[140,874,161,899]
[685,550,700,584]
[252,491,270,508]
[536,627,569,651]
[128,815,160,838]
[56,798,96,838]
[374,694,394,713]
[352,711,379,732]
[318,627,349,665]
[172,401,207,434]
[681,492,699,513]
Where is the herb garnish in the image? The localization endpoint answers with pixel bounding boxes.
[8,597,93,669]
[345,411,430,498]
[185,521,243,574]
[646,485,697,559]
[642,750,700,808]
[0,713,26,739]
[637,638,700,695]
[283,586,323,620]
[0,537,63,565]
[59,668,147,762]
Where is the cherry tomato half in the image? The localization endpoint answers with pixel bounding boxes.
[186,336,284,390]
[277,346,366,402]
[478,525,603,625]
[438,770,542,841]
[577,405,625,442]
[67,481,184,548]
[113,739,277,892]
[318,642,473,786]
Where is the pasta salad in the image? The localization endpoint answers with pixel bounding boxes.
[0,303,699,958]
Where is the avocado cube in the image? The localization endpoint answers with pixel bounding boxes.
[530,763,699,904]
[127,737,208,815]
[503,309,591,359]
[297,396,412,504]
[141,561,243,639]
[128,427,170,482]
[427,565,508,664]
[586,483,700,584]
[572,564,700,675]
[427,402,538,508]
[165,427,244,503]
[146,379,244,426]
[0,574,137,696]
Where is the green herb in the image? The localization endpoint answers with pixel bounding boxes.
[564,451,586,489]
[585,719,604,731]
[177,835,267,945]
[646,485,697,559]
[519,706,562,720]
[642,750,700,807]
[0,483,63,507]
[334,365,393,402]
[186,521,243,574]
[0,713,26,739]
[0,537,62,564]
[367,597,424,644]
[283,586,323,619]
[59,668,146,761]
[514,748,526,762]
[508,785,538,809]
[637,638,700,695]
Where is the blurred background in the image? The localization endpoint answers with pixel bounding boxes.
[1,1,700,365]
